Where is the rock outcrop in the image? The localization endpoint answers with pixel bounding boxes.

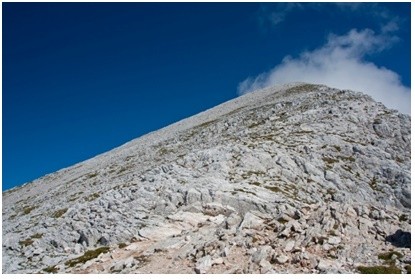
[2,83,411,273]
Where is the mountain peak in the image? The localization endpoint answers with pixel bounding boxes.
[3,83,411,274]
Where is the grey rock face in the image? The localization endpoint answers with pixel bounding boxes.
[2,83,411,274]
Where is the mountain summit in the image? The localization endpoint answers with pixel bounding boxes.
[2,83,411,274]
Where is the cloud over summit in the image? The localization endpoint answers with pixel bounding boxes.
[238,28,410,114]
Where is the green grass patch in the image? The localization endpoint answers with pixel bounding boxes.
[86,192,100,201]
[266,186,280,193]
[87,172,98,179]
[31,233,43,239]
[52,208,68,218]
[322,156,338,164]
[65,247,110,267]
[339,155,356,162]
[43,265,58,273]
[233,188,257,196]
[378,251,403,261]
[277,217,288,224]
[19,239,34,247]
[118,243,127,249]
[241,170,265,179]
[357,265,401,274]
[22,206,37,215]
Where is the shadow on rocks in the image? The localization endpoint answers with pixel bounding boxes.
[385,229,411,249]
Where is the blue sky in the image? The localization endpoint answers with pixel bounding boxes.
[2,2,411,190]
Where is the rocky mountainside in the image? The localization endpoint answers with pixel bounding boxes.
[2,83,411,274]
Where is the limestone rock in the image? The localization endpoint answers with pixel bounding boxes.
[195,255,212,274]
[2,83,411,274]
[276,255,290,264]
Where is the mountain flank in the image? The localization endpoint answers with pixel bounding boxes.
[2,83,411,274]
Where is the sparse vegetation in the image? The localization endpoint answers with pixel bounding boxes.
[405,265,411,274]
[86,192,100,201]
[339,155,356,162]
[233,188,257,196]
[357,265,401,274]
[369,177,378,191]
[322,156,338,165]
[197,119,217,129]
[19,239,34,247]
[277,217,288,224]
[52,208,68,218]
[327,188,337,195]
[117,167,129,174]
[68,191,84,202]
[118,243,127,249]
[178,179,187,185]
[248,120,265,129]
[65,247,110,267]
[87,172,98,179]
[31,233,43,239]
[241,170,265,179]
[399,214,408,222]
[158,147,173,156]
[22,206,37,215]
[285,84,321,95]
[133,255,151,268]
[266,186,280,193]
[43,265,58,273]
[378,251,403,261]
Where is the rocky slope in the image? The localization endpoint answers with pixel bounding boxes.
[2,83,411,274]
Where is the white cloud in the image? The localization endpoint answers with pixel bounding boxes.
[238,28,410,115]
[258,3,303,27]
[258,3,401,29]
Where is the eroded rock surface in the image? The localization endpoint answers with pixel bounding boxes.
[2,83,411,273]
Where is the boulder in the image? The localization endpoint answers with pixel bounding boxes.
[251,245,272,263]
[276,255,290,264]
[239,212,263,230]
[284,240,295,252]
[328,236,341,245]
[195,255,212,274]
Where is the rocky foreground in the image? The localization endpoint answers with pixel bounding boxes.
[2,83,411,273]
